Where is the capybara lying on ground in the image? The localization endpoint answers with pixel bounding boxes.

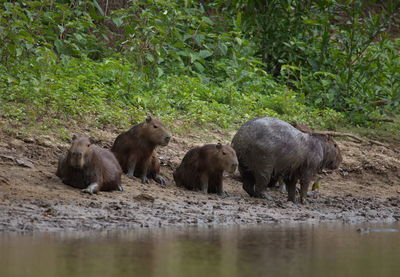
[232,117,342,203]
[56,135,123,194]
[111,116,171,185]
[173,143,238,195]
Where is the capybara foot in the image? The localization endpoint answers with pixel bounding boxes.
[218,191,229,197]
[127,171,135,179]
[141,175,149,184]
[117,185,124,192]
[82,183,99,195]
[287,195,297,203]
[254,191,273,200]
[300,197,308,205]
[153,175,167,186]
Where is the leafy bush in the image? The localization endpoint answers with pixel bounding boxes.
[0,0,398,134]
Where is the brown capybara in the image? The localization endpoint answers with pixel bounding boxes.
[232,117,342,204]
[173,143,238,196]
[56,135,123,194]
[111,116,171,185]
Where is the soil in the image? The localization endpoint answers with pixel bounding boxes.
[0,126,400,232]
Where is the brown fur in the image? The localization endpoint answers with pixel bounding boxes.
[111,116,171,185]
[56,135,122,194]
[173,143,238,195]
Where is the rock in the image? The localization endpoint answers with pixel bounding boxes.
[22,138,36,144]
[8,139,26,152]
[134,193,155,203]
[15,158,35,169]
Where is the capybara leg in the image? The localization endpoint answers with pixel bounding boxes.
[140,163,150,184]
[300,181,310,204]
[127,164,136,179]
[140,175,149,184]
[82,183,100,195]
[254,171,272,200]
[153,174,167,186]
[199,174,209,194]
[286,178,297,203]
[240,168,255,196]
[127,158,137,179]
[117,184,124,192]
[215,179,225,196]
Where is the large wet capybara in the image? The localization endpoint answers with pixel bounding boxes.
[56,135,123,194]
[111,116,171,185]
[231,117,342,203]
[173,143,238,195]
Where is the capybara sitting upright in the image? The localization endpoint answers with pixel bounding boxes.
[173,143,238,195]
[232,117,342,203]
[111,116,171,185]
[56,135,123,194]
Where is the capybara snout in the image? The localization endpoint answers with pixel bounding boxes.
[218,143,238,173]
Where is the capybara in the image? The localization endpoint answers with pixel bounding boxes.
[173,143,238,195]
[111,116,171,185]
[231,117,342,203]
[56,135,123,194]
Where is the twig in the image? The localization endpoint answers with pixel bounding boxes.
[312,131,363,143]
[313,131,399,153]
[368,118,396,123]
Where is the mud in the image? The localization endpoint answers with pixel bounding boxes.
[0,128,400,232]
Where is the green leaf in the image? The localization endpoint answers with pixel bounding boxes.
[92,0,105,16]
[199,50,213,59]
[112,17,124,28]
[157,67,164,77]
[194,62,204,72]
[146,53,154,62]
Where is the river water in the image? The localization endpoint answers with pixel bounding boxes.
[0,223,399,277]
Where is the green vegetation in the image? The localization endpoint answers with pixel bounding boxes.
[0,0,399,135]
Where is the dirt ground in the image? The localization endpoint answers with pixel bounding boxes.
[0,125,400,232]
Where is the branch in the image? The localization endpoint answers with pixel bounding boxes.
[368,118,396,123]
[313,131,400,153]
[312,131,363,142]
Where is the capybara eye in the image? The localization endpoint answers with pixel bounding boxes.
[87,144,90,147]
[222,152,226,155]
[153,125,158,129]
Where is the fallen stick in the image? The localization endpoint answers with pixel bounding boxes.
[313,131,399,153]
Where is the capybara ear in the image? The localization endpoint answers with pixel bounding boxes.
[72,134,77,141]
[88,137,95,145]
[146,116,152,123]
[216,143,222,149]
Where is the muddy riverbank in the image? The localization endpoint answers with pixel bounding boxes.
[0,127,399,232]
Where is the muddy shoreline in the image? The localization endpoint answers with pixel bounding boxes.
[1,130,400,232]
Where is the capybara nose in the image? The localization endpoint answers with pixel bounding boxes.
[165,136,171,143]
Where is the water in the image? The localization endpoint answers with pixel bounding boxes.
[0,223,399,277]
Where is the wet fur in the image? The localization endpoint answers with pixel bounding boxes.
[232,117,342,203]
[56,137,122,193]
[173,144,238,195]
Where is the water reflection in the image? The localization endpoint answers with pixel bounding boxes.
[0,223,399,277]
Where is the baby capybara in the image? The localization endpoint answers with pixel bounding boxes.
[111,116,171,185]
[56,135,123,194]
[173,143,238,195]
[232,117,342,203]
